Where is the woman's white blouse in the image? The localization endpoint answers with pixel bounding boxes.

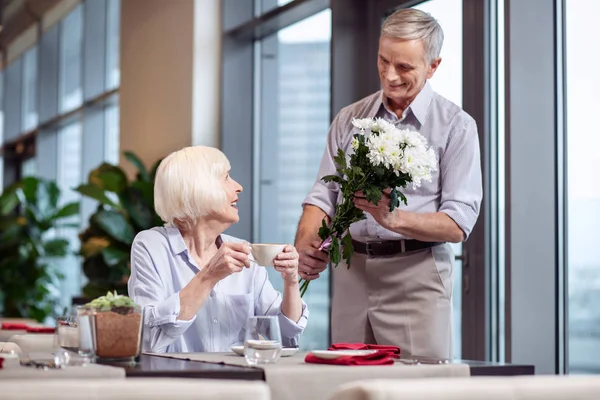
[128,226,309,353]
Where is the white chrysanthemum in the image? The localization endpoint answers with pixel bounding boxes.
[351,137,360,151]
[399,129,428,149]
[371,118,395,135]
[398,146,438,187]
[352,118,374,131]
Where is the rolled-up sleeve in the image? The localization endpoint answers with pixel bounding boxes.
[302,113,344,219]
[438,116,483,240]
[253,269,308,348]
[128,235,195,352]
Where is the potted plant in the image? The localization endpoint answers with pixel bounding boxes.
[0,177,79,321]
[75,151,162,300]
[87,291,143,362]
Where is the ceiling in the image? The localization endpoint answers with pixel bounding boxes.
[0,0,62,49]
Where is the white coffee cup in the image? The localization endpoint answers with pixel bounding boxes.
[250,243,286,266]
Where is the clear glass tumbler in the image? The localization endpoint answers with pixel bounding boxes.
[244,316,282,365]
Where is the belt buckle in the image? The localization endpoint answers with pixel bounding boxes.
[365,241,383,257]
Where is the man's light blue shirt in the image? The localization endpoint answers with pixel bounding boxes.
[128,226,309,353]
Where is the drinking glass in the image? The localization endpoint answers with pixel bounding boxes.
[244,316,282,365]
[76,305,96,359]
[54,316,78,354]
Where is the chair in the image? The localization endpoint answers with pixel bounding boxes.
[7,334,55,354]
[329,376,600,400]
[0,378,271,400]
[0,342,22,354]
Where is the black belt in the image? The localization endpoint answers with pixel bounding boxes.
[352,239,442,257]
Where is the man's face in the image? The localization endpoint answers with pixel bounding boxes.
[377,36,441,106]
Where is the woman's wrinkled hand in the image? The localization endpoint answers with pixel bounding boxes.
[203,242,250,283]
[274,245,300,284]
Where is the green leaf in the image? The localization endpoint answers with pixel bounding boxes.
[53,202,80,220]
[318,217,331,241]
[364,187,382,205]
[333,148,347,170]
[389,188,400,212]
[341,233,354,268]
[330,236,341,266]
[322,175,344,185]
[96,170,128,194]
[101,247,129,267]
[0,188,19,215]
[399,191,408,206]
[75,184,120,209]
[43,238,70,257]
[124,151,151,181]
[120,186,154,230]
[93,210,135,244]
[131,181,154,206]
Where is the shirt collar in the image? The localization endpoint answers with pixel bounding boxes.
[378,81,433,126]
[165,225,187,255]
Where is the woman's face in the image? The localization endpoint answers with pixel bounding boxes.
[217,169,243,224]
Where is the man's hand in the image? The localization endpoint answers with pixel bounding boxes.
[297,240,329,281]
[353,189,399,231]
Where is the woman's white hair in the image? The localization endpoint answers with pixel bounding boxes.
[154,146,231,229]
[381,8,444,63]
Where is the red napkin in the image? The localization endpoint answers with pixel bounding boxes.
[330,343,401,357]
[0,358,4,369]
[1,322,28,330]
[25,326,55,333]
[305,351,394,366]
[1,322,55,333]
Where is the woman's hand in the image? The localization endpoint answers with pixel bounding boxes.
[203,242,251,284]
[274,245,300,284]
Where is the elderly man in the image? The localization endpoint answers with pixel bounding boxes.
[295,8,482,358]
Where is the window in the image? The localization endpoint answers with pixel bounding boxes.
[59,5,83,113]
[256,9,332,350]
[21,46,39,132]
[106,0,121,90]
[566,0,600,374]
[57,122,83,307]
[412,0,464,358]
[1,0,121,308]
[105,101,120,165]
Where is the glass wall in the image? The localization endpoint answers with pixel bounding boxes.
[566,0,600,374]
[412,0,464,357]
[256,9,332,350]
[21,47,39,132]
[0,0,121,309]
[59,5,84,114]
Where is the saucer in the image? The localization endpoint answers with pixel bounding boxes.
[231,346,298,357]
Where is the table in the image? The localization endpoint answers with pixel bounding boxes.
[105,353,534,400]
[114,353,533,379]
[102,355,264,380]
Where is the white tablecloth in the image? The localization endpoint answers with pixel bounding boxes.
[150,351,470,400]
[0,363,126,380]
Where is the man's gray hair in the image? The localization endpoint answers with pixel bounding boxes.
[381,8,444,63]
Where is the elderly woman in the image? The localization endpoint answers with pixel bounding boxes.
[128,146,308,353]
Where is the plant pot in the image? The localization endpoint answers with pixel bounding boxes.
[92,304,143,362]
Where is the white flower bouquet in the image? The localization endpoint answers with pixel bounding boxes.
[300,117,438,296]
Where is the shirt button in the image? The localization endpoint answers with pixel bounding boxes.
[210,291,215,298]
[213,319,218,324]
